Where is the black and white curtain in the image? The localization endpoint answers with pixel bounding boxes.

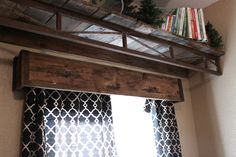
[22,88,182,157]
[145,99,182,157]
[22,88,117,157]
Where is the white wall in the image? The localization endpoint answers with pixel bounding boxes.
[190,0,236,156]
[0,42,199,156]
[0,43,23,157]
[175,79,199,157]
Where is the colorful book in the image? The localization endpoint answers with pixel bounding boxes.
[171,15,176,33]
[197,9,203,40]
[187,8,193,39]
[165,16,170,31]
[162,7,207,41]
[195,8,201,40]
[174,8,181,34]
[178,8,186,36]
[182,9,188,37]
[199,8,207,41]
[168,16,173,32]
[191,8,198,39]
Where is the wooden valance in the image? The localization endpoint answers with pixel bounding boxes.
[13,50,184,101]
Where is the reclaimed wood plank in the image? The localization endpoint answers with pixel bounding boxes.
[16,50,184,101]
[0,25,189,78]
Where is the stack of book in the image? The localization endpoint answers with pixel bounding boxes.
[161,8,207,42]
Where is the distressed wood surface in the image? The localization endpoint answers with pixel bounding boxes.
[16,51,184,101]
[1,0,224,76]
[8,0,224,56]
[0,25,189,78]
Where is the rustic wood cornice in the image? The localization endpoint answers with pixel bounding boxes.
[13,50,184,101]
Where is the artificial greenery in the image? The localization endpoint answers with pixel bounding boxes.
[205,21,223,49]
[123,0,164,27]
[123,0,137,18]
[137,0,163,26]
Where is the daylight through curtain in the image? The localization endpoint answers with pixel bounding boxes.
[145,99,182,157]
[22,88,117,157]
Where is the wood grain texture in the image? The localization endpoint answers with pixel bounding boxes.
[0,26,189,78]
[8,0,224,56]
[16,50,184,101]
[0,0,223,76]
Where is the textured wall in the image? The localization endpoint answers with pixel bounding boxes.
[190,0,236,156]
[175,79,199,157]
[0,43,23,157]
[0,42,199,156]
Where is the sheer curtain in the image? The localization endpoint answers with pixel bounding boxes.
[145,99,182,157]
[22,88,117,157]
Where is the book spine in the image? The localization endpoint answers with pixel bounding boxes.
[165,16,170,31]
[168,16,173,32]
[197,9,204,40]
[174,8,180,34]
[199,8,207,41]
[178,8,185,36]
[195,8,201,40]
[182,8,188,37]
[191,8,197,39]
[187,8,192,39]
[171,15,176,33]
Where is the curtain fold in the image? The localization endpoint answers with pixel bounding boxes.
[22,88,117,157]
[145,99,182,157]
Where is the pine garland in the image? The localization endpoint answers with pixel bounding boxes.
[137,0,163,26]
[123,0,137,18]
[205,21,223,49]
[123,0,163,27]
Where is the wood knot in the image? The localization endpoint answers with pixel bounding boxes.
[143,87,160,93]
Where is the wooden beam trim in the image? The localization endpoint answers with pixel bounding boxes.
[16,50,184,101]
[0,18,221,75]
[10,0,224,57]
[177,79,184,102]
[128,35,169,58]
[0,25,189,78]
[122,32,127,48]
[56,12,62,31]
[64,31,121,34]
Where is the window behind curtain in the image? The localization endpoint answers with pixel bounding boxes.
[22,88,181,157]
[111,95,157,157]
[22,88,117,157]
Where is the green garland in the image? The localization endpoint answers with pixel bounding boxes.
[137,0,163,26]
[123,0,164,27]
[205,21,223,49]
[123,0,137,18]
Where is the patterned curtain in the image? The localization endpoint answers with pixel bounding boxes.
[22,88,117,157]
[145,99,182,157]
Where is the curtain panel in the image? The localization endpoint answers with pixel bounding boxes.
[145,99,182,157]
[22,88,117,157]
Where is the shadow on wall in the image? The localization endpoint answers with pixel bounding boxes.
[0,46,25,100]
[189,0,236,156]
[190,73,224,157]
[0,57,12,66]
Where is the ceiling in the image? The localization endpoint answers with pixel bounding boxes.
[134,0,219,8]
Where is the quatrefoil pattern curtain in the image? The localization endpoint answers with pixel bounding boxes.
[22,88,117,157]
[145,99,182,157]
